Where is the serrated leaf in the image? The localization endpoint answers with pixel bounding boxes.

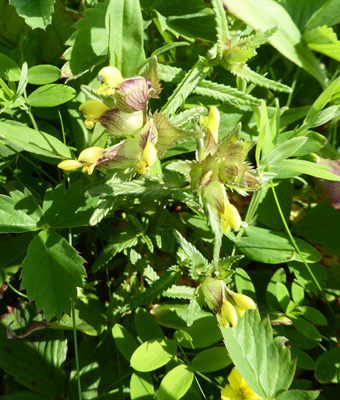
[9,0,55,30]
[106,0,145,77]
[304,25,340,62]
[221,310,296,399]
[21,230,86,321]
[174,230,209,279]
[124,268,181,312]
[194,79,261,107]
[170,107,205,127]
[230,64,292,93]
[0,189,44,233]
[0,121,73,159]
[43,181,99,228]
[163,285,196,300]
[163,56,211,114]
[211,0,229,59]
[222,0,327,86]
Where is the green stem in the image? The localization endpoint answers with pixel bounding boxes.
[69,230,82,400]
[7,281,29,299]
[195,371,224,390]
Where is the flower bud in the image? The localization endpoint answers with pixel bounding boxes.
[231,292,256,311]
[205,106,220,143]
[220,203,241,233]
[78,147,105,164]
[220,300,238,328]
[115,77,149,112]
[58,159,83,172]
[141,141,158,167]
[201,277,224,314]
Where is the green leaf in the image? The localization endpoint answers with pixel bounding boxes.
[130,338,177,372]
[235,268,256,300]
[192,346,231,372]
[163,285,196,300]
[276,131,326,157]
[130,371,154,400]
[315,347,340,383]
[261,137,307,166]
[211,0,229,59]
[43,181,99,228]
[163,56,211,114]
[0,121,73,159]
[106,0,145,77]
[290,316,322,341]
[134,308,164,341]
[221,310,296,400]
[276,282,291,312]
[306,0,340,29]
[222,0,327,86]
[0,189,44,233]
[0,53,21,81]
[112,323,139,361]
[230,64,292,93]
[27,84,76,107]
[21,230,86,321]
[291,280,305,306]
[297,306,328,326]
[0,325,66,397]
[174,230,209,279]
[304,25,340,62]
[276,390,320,400]
[62,2,108,79]
[236,226,295,264]
[158,364,194,400]
[27,65,61,85]
[9,0,55,30]
[266,268,287,309]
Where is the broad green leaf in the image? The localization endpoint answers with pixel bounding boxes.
[304,25,340,62]
[266,268,287,309]
[0,121,73,159]
[235,268,256,299]
[276,282,291,312]
[112,323,139,361]
[221,310,296,400]
[163,56,211,115]
[42,181,99,228]
[297,306,328,326]
[62,2,108,78]
[306,0,340,29]
[0,233,34,284]
[305,75,340,121]
[0,53,21,81]
[106,0,145,77]
[261,137,307,166]
[315,347,340,383]
[158,364,194,400]
[173,230,209,279]
[130,372,154,400]
[21,230,86,321]
[27,65,61,85]
[290,347,316,370]
[130,338,177,372]
[0,189,44,233]
[222,0,327,86]
[9,0,55,30]
[236,226,295,264]
[27,84,76,107]
[134,308,164,341]
[191,346,231,372]
[277,390,320,400]
[290,316,322,341]
[271,159,340,181]
[0,324,66,397]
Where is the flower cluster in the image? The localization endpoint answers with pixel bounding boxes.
[58,63,199,176]
[201,277,256,329]
[190,107,259,234]
[221,368,262,400]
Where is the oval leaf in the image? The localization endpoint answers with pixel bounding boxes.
[130,371,154,400]
[27,84,76,107]
[158,365,194,400]
[192,346,231,372]
[28,65,61,85]
[0,53,21,81]
[130,338,177,372]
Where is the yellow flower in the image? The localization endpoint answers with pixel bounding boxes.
[230,292,256,317]
[97,66,123,95]
[219,299,238,329]
[220,203,241,233]
[204,106,220,142]
[78,147,105,175]
[58,159,83,173]
[135,141,158,174]
[221,368,262,400]
[79,101,110,129]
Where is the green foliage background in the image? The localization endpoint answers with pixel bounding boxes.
[0,0,339,399]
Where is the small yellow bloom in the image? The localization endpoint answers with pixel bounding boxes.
[58,159,83,173]
[220,203,241,233]
[77,147,105,175]
[231,292,256,317]
[97,66,124,95]
[219,300,238,329]
[204,106,220,142]
[221,368,262,400]
[79,101,110,129]
[136,141,158,174]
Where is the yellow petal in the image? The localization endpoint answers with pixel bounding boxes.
[58,159,82,172]
[79,100,110,119]
[135,159,147,174]
[141,141,158,167]
[97,66,123,87]
[232,292,256,311]
[221,203,241,232]
[78,147,104,164]
[221,384,242,400]
[228,369,243,391]
[220,300,238,328]
[206,106,220,142]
